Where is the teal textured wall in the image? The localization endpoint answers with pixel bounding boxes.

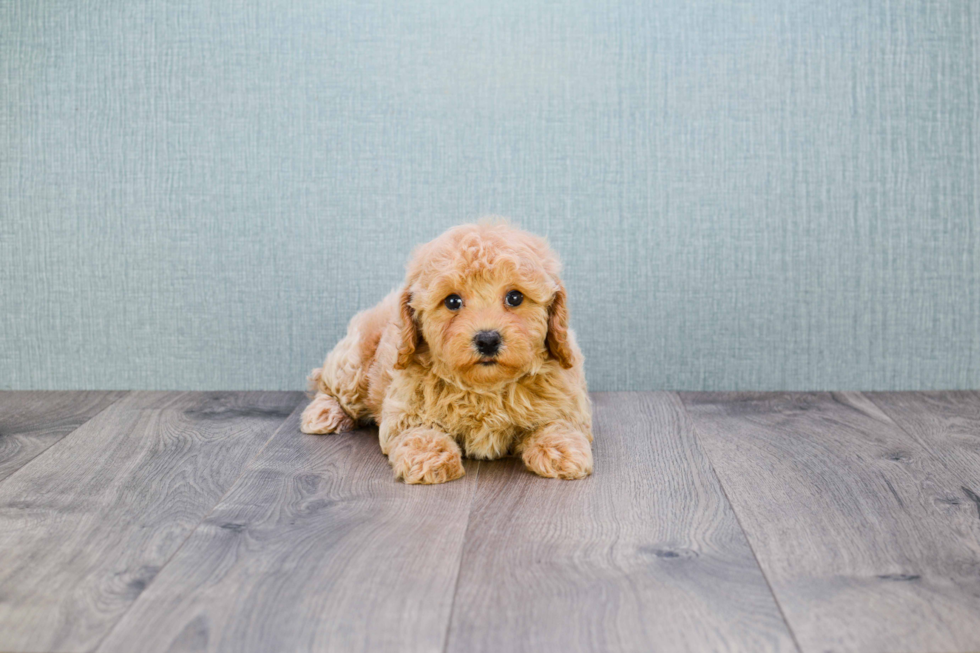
[2,0,978,391]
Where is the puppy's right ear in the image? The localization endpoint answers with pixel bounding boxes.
[394,289,420,370]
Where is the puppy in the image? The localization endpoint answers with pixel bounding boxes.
[301,221,593,484]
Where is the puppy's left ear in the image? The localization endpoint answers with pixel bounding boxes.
[546,283,575,369]
[394,289,420,370]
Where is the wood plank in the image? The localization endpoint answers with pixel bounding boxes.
[445,392,798,653]
[680,392,980,653]
[0,391,128,483]
[95,406,481,653]
[0,391,302,653]
[867,391,980,507]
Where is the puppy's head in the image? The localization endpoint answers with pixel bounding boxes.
[395,221,574,386]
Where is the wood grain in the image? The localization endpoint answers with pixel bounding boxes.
[0,391,302,653]
[0,391,128,483]
[95,406,481,653]
[868,391,980,509]
[681,392,980,653]
[445,392,798,653]
[7,390,980,653]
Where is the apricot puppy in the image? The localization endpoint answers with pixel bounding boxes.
[301,222,593,484]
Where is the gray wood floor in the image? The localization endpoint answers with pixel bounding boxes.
[1,391,978,653]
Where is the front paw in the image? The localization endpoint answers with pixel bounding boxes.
[521,429,593,480]
[389,429,466,485]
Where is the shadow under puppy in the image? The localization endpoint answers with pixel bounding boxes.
[302,221,593,484]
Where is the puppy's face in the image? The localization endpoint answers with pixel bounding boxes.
[421,274,549,385]
[396,223,574,386]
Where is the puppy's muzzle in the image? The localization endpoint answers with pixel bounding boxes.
[473,330,502,358]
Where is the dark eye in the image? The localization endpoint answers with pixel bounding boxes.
[444,294,463,311]
[505,290,524,307]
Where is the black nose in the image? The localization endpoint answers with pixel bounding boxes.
[473,330,502,357]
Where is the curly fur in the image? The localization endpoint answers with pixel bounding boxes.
[301,221,593,484]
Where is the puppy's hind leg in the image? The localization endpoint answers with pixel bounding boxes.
[303,294,395,435]
[301,388,356,435]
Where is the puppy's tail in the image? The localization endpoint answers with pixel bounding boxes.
[306,368,323,398]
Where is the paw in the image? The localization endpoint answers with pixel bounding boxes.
[522,430,593,480]
[300,394,355,434]
[389,430,465,485]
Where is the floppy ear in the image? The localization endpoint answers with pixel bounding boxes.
[546,283,575,369]
[394,288,420,370]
